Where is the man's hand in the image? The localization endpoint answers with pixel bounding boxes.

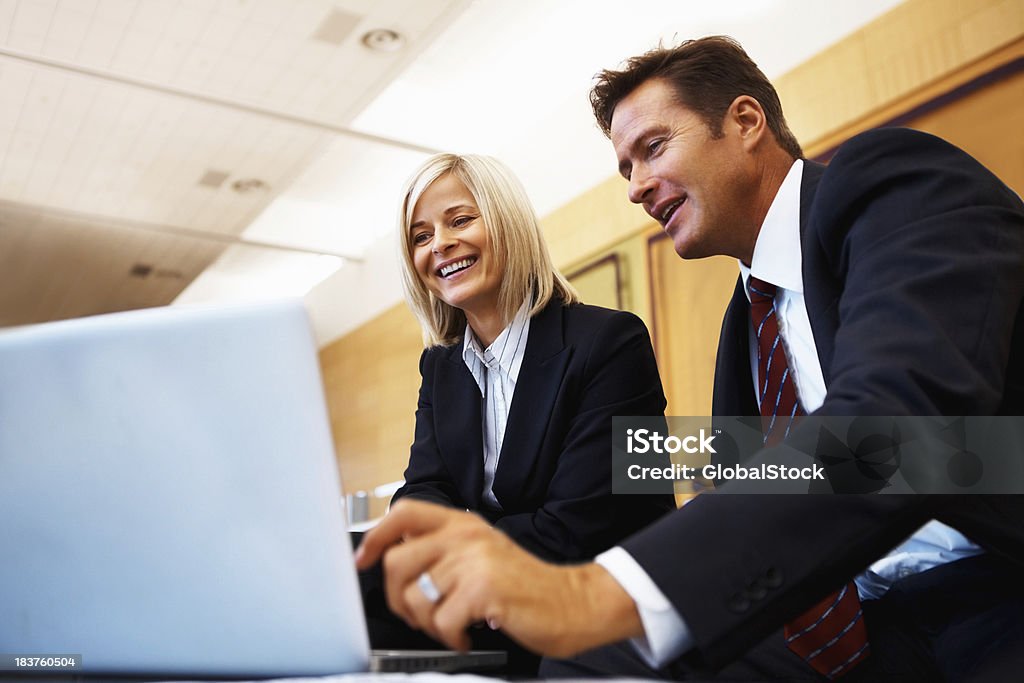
[355,499,644,657]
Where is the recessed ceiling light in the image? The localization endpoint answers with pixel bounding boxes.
[361,28,405,52]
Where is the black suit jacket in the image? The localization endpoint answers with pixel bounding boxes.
[393,298,675,562]
[620,128,1024,670]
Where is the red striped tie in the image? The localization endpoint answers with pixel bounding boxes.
[747,277,802,445]
[748,277,869,679]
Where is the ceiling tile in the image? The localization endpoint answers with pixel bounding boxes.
[110,27,162,74]
[10,0,55,39]
[57,0,98,17]
[7,30,45,52]
[41,5,89,59]
[76,20,123,65]
[226,21,279,58]
[143,36,186,83]
[205,53,254,93]
[214,0,252,20]
[0,1,18,38]
[93,0,135,27]
[246,0,295,28]
[172,44,222,89]
[235,59,282,98]
[196,11,243,50]
[279,1,336,37]
[164,5,209,41]
[128,0,174,33]
[0,62,34,118]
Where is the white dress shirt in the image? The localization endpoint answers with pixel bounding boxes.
[597,158,982,667]
[462,298,531,508]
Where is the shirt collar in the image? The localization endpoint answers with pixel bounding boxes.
[739,158,804,300]
[462,297,532,375]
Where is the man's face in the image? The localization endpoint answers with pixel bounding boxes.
[610,78,758,261]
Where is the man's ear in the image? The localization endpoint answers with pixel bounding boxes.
[727,95,768,151]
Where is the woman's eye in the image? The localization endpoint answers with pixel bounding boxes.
[412,232,432,245]
[452,215,475,228]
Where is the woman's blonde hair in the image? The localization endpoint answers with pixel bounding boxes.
[398,153,579,347]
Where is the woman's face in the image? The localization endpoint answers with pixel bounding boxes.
[409,173,504,319]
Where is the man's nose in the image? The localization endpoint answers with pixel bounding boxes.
[627,170,655,205]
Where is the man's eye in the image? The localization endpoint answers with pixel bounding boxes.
[648,139,664,154]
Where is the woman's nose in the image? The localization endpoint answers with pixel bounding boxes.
[432,226,457,254]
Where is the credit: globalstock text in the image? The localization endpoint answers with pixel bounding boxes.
[626,463,825,481]
[624,428,825,481]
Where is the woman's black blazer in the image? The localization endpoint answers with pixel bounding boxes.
[392,299,675,561]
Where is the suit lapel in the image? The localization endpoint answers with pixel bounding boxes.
[798,160,839,385]
[493,300,571,504]
[434,343,485,508]
[713,278,759,416]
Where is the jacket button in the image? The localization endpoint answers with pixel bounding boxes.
[764,567,783,588]
[744,583,768,601]
[727,594,751,613]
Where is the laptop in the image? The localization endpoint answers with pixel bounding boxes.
[0,300,503,678]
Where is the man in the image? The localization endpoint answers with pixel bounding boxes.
[357,37,1024,680]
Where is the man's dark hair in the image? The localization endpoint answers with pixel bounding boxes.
[590,36,804,159]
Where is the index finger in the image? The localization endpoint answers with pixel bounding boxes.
[354,499,457,569]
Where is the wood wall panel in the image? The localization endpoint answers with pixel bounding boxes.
[777,0,1022,151]
[648,236,737,416]
[902,66,1023,194]
[318,302,422,495]
[567,255,622,311]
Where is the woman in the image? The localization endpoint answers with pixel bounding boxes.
[360,153,672,672]
[391,153,673,562]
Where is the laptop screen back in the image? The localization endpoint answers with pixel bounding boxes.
[0,301,370,677]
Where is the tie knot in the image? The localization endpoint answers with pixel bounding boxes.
[748,276,777,305]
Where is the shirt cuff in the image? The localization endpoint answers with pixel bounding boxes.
[594,546,694,668]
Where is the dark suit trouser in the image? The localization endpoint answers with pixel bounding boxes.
[540,554,1024,682]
